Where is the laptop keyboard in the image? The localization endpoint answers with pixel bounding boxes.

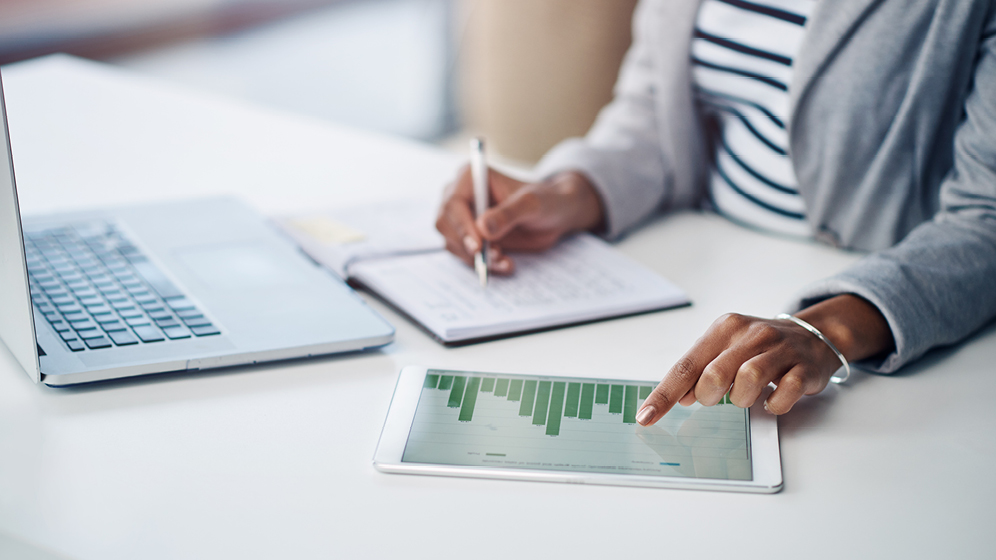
[24,222,221,352]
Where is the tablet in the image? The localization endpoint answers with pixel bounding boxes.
[374,366,783,493]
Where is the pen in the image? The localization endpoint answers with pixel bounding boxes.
[470,137,489,288]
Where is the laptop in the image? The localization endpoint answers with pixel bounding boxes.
[0,72,395,387]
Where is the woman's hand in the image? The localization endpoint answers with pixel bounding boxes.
[636,294,895,423]
[435,167,605,273]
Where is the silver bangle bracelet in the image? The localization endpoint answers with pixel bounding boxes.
[776,313,851,384]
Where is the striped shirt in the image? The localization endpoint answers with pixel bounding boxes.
[692,0,818,237]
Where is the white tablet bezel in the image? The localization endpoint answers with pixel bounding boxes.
[374,366,783,493]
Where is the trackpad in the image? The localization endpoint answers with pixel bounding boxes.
[175,244,307,290]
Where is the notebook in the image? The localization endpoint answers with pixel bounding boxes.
[277,201,689,344]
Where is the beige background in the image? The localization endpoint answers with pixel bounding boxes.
[458,0,638,164]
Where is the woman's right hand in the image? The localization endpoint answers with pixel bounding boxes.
[435,167,606,273]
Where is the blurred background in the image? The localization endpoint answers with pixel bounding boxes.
[0,0,637,166]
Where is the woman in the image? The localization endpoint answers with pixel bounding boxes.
[435,0,996,424]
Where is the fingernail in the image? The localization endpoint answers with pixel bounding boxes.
[636,405,656,426]
[763,400,772,414]
[463,236,478,254]
[494,258,511,272]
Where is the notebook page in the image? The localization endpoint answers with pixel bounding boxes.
[350,234,689,342]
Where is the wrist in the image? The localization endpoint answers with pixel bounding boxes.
[549,171,605,233]
[794,294,895,363]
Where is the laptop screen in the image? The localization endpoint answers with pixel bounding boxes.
[0,71,41,382]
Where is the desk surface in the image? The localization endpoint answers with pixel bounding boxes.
[0,55,992,560]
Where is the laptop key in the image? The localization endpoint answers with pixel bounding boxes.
[59,330,78,342]
[108,331,138,346]
[62,311,87,322]
[49,320,71,332]
[133,325,165,343]
[101,321,128,332]
[190,324,221,337]
[182,315,212,327]
[84,336,113,349]
[66,339,86,352]
[71,319,99,331]
[123,317,149,327]
[155,318,180,329]
[76,328,105,340]
[162,326,191,340]
[167,297,196,311]
[175,308,202,318]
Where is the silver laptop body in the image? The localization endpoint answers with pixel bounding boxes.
[0,72,394,387]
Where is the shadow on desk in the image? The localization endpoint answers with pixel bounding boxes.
[28,348,398,417]
[781,319,996,438]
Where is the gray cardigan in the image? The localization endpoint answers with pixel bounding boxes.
[534,0,996,373]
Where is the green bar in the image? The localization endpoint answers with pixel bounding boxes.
[481,378,495,392]
[494,378,509,397]
[609,385,624,414]
[448,376,466,408]
[518,380,537,415]
[564,383,581,418]
[532,381,552,425]
[579,384,595,420]
[423,374,439,389]
[459,377,481,421]
[508,379,524,402]
[595,384,610,404]
[639,386,652,400]
[623,385,638,423]
[546,382,566,436]
[438,375,454,390]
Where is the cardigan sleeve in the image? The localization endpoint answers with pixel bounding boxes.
[789,8,996,373]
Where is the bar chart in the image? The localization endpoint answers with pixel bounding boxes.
[425,372,662,435]
[403,370,751,480]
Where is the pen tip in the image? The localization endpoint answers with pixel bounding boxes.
[474,253,488,289]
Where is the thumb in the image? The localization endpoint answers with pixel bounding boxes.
[477,188,543,241]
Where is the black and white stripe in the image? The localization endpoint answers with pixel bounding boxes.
[692,0,817,237]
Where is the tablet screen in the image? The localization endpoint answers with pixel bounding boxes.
[401,370,752,481]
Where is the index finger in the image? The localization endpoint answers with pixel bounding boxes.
[636,335,728,426]
[436,166,484,262]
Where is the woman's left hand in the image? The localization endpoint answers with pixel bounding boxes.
[636,294,895,424]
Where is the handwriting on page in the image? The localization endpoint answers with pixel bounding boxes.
[445,242,629,312]
[351,234,687,341]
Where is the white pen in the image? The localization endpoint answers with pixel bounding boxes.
[469,137,489,288]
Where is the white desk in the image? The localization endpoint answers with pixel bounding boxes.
[1,55,993,560]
